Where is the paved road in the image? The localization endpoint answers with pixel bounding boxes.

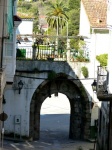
[1,94,94,150]
[1,138,94,150]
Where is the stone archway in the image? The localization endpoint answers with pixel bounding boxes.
[29,75,91,140]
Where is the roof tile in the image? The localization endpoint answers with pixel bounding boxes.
[82,0,107,28]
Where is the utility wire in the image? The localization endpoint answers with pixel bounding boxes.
[15,74,96,81]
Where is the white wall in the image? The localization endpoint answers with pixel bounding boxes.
[107,0,112,26]
[17,19,33,35]
[16,19,33,59]
[107,29,112,93]
[79,1,90,37]
[3,76,44,136]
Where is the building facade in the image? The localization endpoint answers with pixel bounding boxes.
[79,0,108,141]
[0,0,21,137]
[96,0,112,150]
[2,0,112,144]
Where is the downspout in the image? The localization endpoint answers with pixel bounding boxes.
[108,101,111,150]
[1,0,5,68]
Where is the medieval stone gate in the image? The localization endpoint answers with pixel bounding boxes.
[29,74,91,140]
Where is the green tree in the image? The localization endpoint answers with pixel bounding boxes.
[68,0,80,10]
[46,0,69,34]
[17,1,39,33]
[96,54,108,66]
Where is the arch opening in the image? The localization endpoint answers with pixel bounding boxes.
[40,93,70,141]
[29,76,91,140]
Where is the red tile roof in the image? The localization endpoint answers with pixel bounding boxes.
[82,0,107,28]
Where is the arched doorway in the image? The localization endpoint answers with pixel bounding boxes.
[40,93,70,141]
[29,75,91,140]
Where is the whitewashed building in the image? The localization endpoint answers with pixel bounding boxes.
[2,0,111,143]
[0,0,21,139]
[79,0,109,141]
[96,0,112,150]
[16,18,33,59]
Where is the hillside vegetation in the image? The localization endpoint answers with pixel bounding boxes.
[17,0,81,49]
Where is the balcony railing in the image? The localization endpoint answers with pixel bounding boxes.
[97,66,112,101]
[97,66,108,93]
[16,45,67,61]
[16,45,90,62]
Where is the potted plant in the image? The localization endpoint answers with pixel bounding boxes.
[81,66,89,78]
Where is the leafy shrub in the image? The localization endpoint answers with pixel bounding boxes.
[96,53,108,66]
[18,2,32,10]
[81,66,89,78]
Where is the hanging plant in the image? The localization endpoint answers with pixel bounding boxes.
[81,66,89,78]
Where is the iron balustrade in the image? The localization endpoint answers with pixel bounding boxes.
[16,45,67,61]
[97,66,108,93]
[16,46,90,62]
[16,36,90,62]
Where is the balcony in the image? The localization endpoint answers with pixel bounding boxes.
[97,66,112,101]
[16,44,67,61]
[16,44,90,62]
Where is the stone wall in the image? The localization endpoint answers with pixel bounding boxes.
[29,75,91,140]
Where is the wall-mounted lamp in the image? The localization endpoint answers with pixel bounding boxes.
[18,80,23,94]
[91,79,97,92]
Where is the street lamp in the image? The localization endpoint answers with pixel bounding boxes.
[91,79,97,92]
[18,80,23,94]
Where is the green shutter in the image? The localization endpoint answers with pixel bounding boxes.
[7,0,14,39]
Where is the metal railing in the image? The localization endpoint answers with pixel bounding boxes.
[16,46,90,62]
[16,45,67,61]
[97,66,108,93]
[16,34,90,62]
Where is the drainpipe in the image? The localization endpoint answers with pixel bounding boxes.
[1,0,5,68]
[107,101,111,150]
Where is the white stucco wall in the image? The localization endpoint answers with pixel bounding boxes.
[107,0,112,26]
[17,19,33,35]
[3,76,45,136]
[106,1,112,95]
[16,19,33,59]
[107,29,112,93]
[79,1,90,37]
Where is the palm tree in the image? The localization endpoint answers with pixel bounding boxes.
[46,0,69,52]
[46,0,69,34]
